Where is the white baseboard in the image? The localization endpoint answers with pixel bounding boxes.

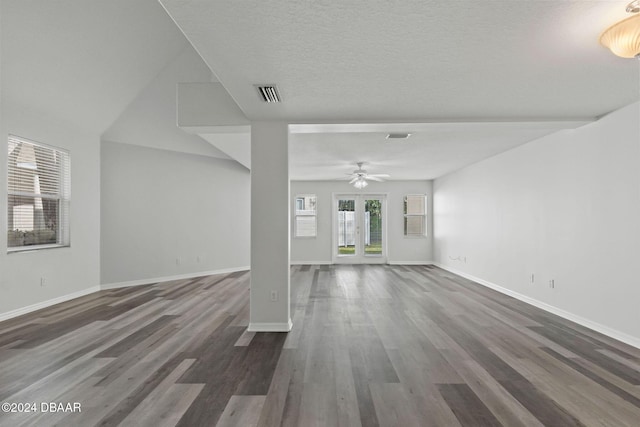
[101,266,250,290]
[434,263,640,350]
[247,319,293,332]
[290,261,332,265]
[0,286,101,322]
[292,261,435,266]
[387,261,435,265]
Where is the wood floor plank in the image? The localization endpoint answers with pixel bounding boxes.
[490,344,639,426]
[216,395,266,427]
[0,265,638,427]
[437,383,503,427]
[541,347,640,408]
[298,383,339,427]
[441,349,545,427]
[117,359,202,427]
[369,383,423,427]
[257,349,295,427]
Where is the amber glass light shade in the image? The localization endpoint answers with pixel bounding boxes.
[600,14,640,58]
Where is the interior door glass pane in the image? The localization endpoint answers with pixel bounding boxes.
[337,199,356,256]
[365,199,382,256]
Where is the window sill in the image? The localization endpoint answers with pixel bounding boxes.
[8,244,69,254]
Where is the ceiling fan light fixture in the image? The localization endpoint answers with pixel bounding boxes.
[353,178,368,189]
[600,10,640,58]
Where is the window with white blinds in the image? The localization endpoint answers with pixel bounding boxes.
[294,195,317,237]
[7,135,70,251]
[404,194,426,237]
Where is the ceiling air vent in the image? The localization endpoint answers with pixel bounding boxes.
[386,133,411,140]
[255,84,281,103]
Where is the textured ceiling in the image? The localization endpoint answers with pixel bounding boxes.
[160,0,638,122]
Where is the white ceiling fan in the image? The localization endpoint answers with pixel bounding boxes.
[345,162,390,188]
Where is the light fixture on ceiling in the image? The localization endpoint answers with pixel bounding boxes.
[353,178,368,189]
[600,1,640,58]
[345,162,390,189]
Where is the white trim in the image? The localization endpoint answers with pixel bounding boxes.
[247,319,293,332]
[388,261,435,265]
[292,261,435,266]
[293,193,318,238]
[434,263,640,350]
[0,286,100,322]
[8,244,69,254]
[100,266,250,290]
[332,193,389,264]
[291,261,332,265]
[403,193,428,237]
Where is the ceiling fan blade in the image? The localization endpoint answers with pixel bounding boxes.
[368,174,390,178]
[349,177,359,184]
[367,176,385,182]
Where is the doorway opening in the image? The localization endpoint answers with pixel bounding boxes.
[333,194,386,264]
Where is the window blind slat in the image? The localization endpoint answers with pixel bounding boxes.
[404,194,427,237]
[7,135,70,250]
[295,195,317,237]
[406,195,425,215]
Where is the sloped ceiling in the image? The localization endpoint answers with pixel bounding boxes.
[103,45,229,160]
[1,0,188,134]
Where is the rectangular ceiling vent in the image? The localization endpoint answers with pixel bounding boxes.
[255,84,281,103]
[386,133,411,140]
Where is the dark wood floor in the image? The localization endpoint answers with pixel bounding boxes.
[0,265,639,426]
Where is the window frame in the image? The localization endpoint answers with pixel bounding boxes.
[294,194,317,238]
[7,135,71,253]
[403,194,427,238]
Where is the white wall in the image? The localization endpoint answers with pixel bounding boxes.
[101,141,250,285]
[249,122,291,331]
[434,102,640,344]
[103,45,230,160]
[0,102,101,316]
[1,0,189,135]
[291,180,433,264]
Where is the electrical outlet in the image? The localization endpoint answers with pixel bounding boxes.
[270,290,278,302]
[549,279,555,289]
[531,273,535,283]
[196,255,201,263]
[464,256,467,263]
[176,257,181,266]
[40,277,46,287]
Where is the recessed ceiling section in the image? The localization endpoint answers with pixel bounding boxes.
[190,120,591,180]
[289,121,590,181]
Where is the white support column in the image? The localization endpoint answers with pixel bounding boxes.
[248,122,292,332]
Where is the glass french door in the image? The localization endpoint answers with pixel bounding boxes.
[334,194,386,263]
